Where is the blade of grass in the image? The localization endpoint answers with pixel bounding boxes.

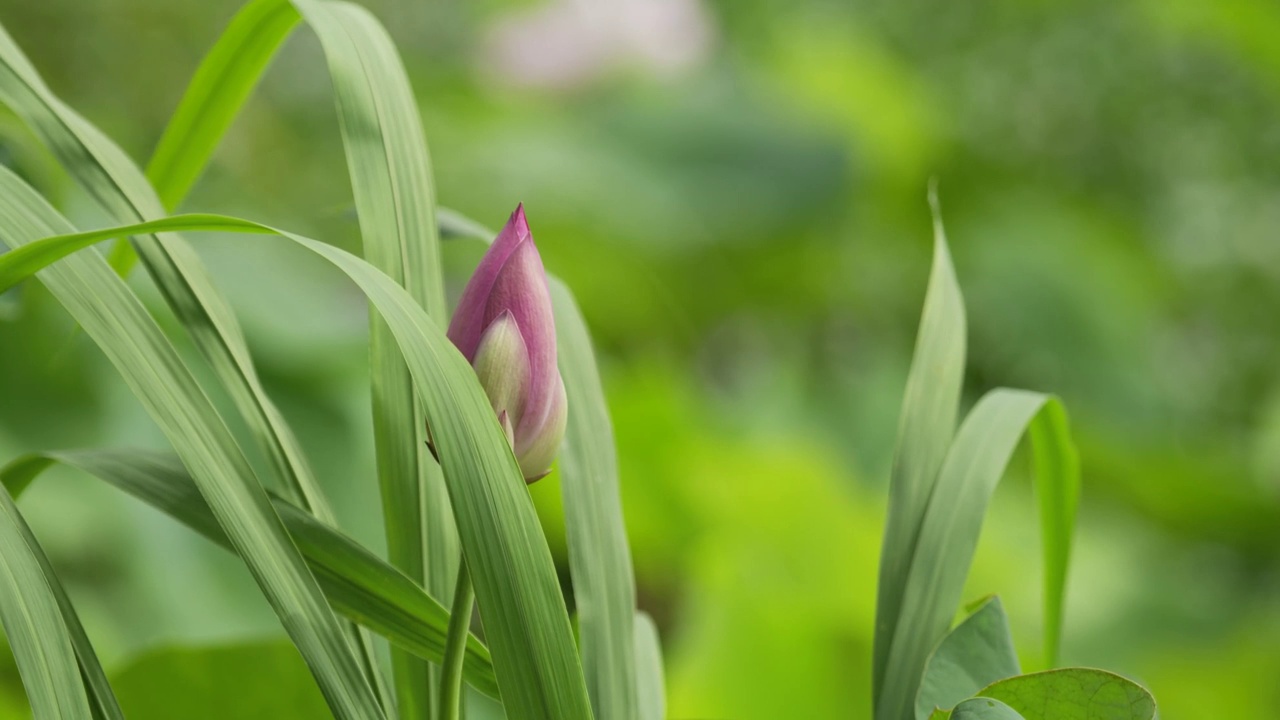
[1028,402,1079,666]
[286,4,454,715]
[633,613,665,720]
[144,0,300,212]
[437,564,475,720]
[550,280,640,720]
[0,450,499,699]
[0,482,103,720]
[0,170,385,719]
[877,390,1080,720]
[873,190,966,709]
[143,5,458,712]
[0,209,596,720]
[0,4,335,530]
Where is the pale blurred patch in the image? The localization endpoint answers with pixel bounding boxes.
[480,0,715,89]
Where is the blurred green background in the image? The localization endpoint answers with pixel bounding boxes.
[1,0,1279,717]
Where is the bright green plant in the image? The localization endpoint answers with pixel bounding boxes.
[0,1,1153,719]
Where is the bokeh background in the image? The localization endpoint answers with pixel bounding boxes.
[2,0,1279,717]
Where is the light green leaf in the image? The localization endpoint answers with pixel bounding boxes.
[633,613,666,720]
[878,390,1079,720]
[874,198,1081,720]
[551,280,641,720]
[915,597,1020,720]
[979,669,1157,720]
[952,697,1027,720]
[110,642,330,720]
[0,449,499,699]
[0,207,595,719]
[0,170,385,719]
[0,483,95,719]
[1029,402,1080,666]
[0,0,337,538]
[873,197,966,711]
[280,3,455,713]
[145,0,301,212]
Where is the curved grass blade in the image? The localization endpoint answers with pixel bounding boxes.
[1028,402,1079,666]
[873,193,967,710]
[285,3,455,714]
[144,4,458,712]
[144,0,301,211]
[0,209,596,720]
[877,390,1080,720]
[0,450,499,699]
[0,171,385,720]
[1,459,125,720]
[0,8,336,528]
[633,613,665,720]
[551,280,640,720]
[0,483,99,720]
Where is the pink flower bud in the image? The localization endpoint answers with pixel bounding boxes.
[447,205,567,482]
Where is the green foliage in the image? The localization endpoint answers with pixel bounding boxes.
[0,205,596,718]
[633,613,666,720]
[0,449,500,697]
[915,597,1019,719]
[978,669,1156,720]
[0,484,96,719]
[950,698,1025,720]
[874,203,1083,720]
[0,167,386,719]
[552,281,641,720]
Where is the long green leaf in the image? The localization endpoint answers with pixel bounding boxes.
[288,3,454,715]
[0,449,499,699]
[144,4,458,713]
[632,613,666,720]
[551,281,640,720]
[145,0,301,212]
[0,209,595,719]
[0,484,95,719]
[0,0,336,532]
[0,459,125,720]
[1028,402,1079,666]
[877,390,1079,720]
[873,198,967,709]
[0,171,385,719]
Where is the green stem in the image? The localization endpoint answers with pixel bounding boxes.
[438,561,475,720]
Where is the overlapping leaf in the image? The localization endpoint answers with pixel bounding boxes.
[873,199,1081,720]
[0,206,595,720]
[0,168,386,719]
[0,484,98,719]
[0,450,499,699]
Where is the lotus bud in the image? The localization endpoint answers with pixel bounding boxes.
[447,204,567,483]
